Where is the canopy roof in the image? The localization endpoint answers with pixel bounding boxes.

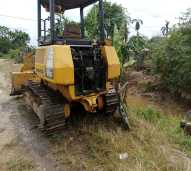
[41,0,98,10]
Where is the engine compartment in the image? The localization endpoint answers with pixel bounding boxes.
[72,46,107,96]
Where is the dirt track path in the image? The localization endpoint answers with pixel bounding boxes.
[0,59,65,171]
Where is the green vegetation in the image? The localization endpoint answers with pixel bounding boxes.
[151,9,191,98]
[127,35,148,69]
[132,19,143,36]
[85,1,130,64]
[135,107,191,155]
[85,2,148,67]
[118,8,191,100]
[49,105,190,171]
[161,21,170,37]
[85,1,128,40]
[0,26,30,59]
[6,157,34,171]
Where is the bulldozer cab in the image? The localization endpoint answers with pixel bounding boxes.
[38,0,105,46]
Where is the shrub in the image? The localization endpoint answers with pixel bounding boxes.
[8,49,20,59]
[152,28,191,96]
[0,25,30,59]
[151,9,191,98]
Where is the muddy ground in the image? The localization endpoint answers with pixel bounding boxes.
[0,59,191,171]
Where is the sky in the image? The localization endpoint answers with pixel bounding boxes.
[0,0,191,45]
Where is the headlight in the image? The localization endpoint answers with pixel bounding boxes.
[46,47,54,79]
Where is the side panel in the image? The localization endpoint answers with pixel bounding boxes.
[101,46,120,80]
[35,45,74,85]
[54,46,74,85]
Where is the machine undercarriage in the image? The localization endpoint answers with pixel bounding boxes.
[23,81,120,135]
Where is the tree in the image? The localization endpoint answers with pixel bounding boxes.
[161,21,170,37]
[127,35,149,70]
[179,8,191,24]
[151,9,191,97]
[0,26,11,39]
[54,14,80,37]
[0,25,30,56]
[10,30,30,48]
[132,19,143,36]
[128,36,147,52]
[85,1,129,41]
[128,19,146,70]
[0,26,12,53]
[85,1,130,65]
[0,39,12,53]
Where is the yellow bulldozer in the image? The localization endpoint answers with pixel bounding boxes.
[11,0,129,134]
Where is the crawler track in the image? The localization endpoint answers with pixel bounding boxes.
[105,89,120,115]
[24,81,66,135]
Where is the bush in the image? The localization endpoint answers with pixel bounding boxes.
[0,25,30,59]
[0,38,12,53]
[9,49,20,59]
[152,28,191,97]
[151,9,191,98]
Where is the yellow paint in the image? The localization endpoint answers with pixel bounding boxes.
[11,44,122,113]
[11,71,39,93]
[105,39,112,46]
[54,45,74,84]
[35,63,44,76]
[101,46,120,80]
[80,95,98,112]
[35,45,74,85]
[21,53,34,72]
[34,44,120,112]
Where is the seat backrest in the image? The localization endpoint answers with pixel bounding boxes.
[64,23,81,39]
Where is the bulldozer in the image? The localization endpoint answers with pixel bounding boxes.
[11,0,128,134]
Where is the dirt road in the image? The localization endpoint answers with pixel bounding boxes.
[0,59,65,171]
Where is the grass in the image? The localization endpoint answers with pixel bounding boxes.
[5,157,34,171]
[48,107,191,171]
[0,49,20,60]
[134,106,191,155]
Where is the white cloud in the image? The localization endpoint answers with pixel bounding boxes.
[116,0,191,37]
[0,0,190,45]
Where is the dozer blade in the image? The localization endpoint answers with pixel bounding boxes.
[119,101,130,130]
[10,71,39,96]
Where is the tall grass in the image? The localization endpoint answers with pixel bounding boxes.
[5,157,34,171]
[49,107,190,171]
[134,106,191,155]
